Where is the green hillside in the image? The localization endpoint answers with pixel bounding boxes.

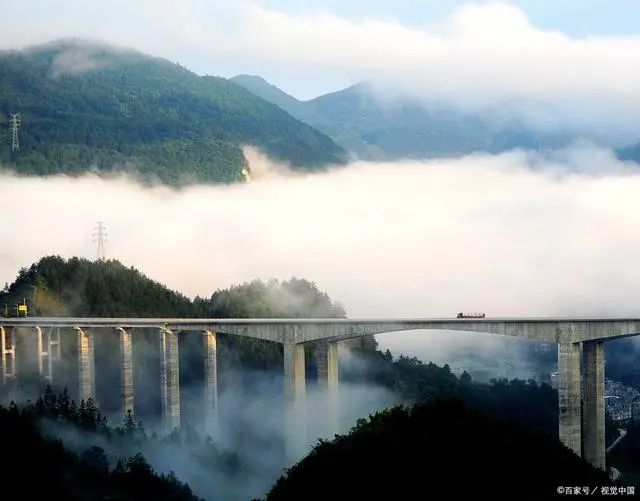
[0,256,345,319]
[0,40,345,185]
[266,399,610,501]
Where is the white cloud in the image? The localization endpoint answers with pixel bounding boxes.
[238,2,640,142]
[1,147,640,320]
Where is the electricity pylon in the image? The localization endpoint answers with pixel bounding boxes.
[9,113,20,152]
[92,222,107,261]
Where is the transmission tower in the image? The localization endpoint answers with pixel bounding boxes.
[92,222,107,261]
[9,113,21,152]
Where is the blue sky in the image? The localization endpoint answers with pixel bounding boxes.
[250,0,640,36]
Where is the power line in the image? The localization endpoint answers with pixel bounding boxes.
[92,222,108,261]
[9,113,21,152]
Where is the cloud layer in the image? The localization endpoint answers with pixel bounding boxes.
[2,147,640,321]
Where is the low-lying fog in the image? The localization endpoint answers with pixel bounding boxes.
[3,145,640,318]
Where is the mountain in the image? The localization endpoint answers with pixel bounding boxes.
[618,143,640,163]
[230,74,307,119]
[265,399,610,501]
[231,75,578,160]
[0,40,345,185]
[0,255,345,319]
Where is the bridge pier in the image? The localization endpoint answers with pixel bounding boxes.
[284,341,306,462]
[35,326,47,379]
[76,328,95,402]
[0,315,632,470]
[558,341,582,455]
[160,328,180,432]
[203,331,218,434]
[583,341,605,470]
[44,328,61,382]
[117,328,134,418]
[0,326,16,384]
[315,340,339,436]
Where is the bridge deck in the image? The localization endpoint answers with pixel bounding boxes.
[1,317,639,344]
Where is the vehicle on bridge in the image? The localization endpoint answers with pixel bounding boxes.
[456,312,485,318]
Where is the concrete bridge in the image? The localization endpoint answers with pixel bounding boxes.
[1,316,639,468]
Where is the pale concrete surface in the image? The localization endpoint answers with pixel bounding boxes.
[3,317,640,344]
[76,328,95,402]
[583,341,606,470]
[284,341,306,462]
[118,327,134,419]
[558,342,581,455]
[0,326,16,384]
[203,331,218,434]
[159,328,180,432]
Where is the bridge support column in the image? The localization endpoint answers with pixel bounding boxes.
[46,328,61,382]
[36,326,60,382]
[36,326,46,378]
[583,341,605,470]
[284,341,306,462]
[160,328,180,432]
[558,341,581,455]
[203,331,218,434]
[118,328,134,419]
[0,326,16,384]
[76,328,95,402]
[315,340,339,436]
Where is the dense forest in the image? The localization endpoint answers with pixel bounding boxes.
[0,40,345,185]
[265,399,611,501]
[1,255,345,319]
[0,393,201,500]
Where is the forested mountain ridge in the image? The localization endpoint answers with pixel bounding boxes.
[232,74,638,162]
[0,255,345,319]
[0,40,345,185]
[265,399,611,501]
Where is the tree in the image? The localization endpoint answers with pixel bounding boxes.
[81,446,109,474]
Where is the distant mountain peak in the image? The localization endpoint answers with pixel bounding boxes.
[230,74,304,113]
[232,74,271,85]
